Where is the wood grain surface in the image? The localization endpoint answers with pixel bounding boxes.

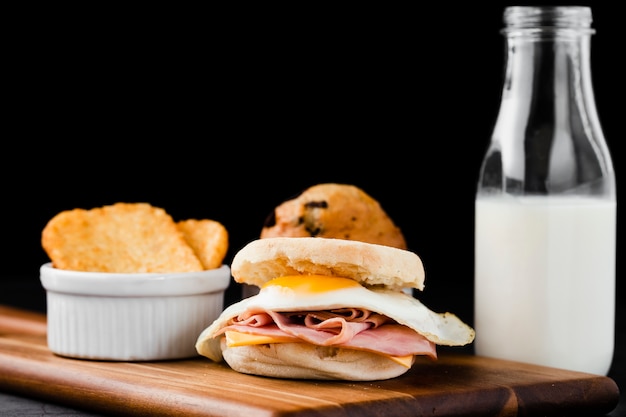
[0,305,620,417]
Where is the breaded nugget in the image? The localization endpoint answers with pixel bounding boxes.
[177,219,229,270]
[261,183,407,249]
[42,202,204,273]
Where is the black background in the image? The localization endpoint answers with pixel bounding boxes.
[2,0,623,372]
[1,2,624,415]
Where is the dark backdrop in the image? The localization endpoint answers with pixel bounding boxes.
[2,2,622,344]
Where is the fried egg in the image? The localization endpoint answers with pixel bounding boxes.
[196,275,475,362]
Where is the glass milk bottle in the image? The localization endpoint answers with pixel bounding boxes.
[474,6,616,375]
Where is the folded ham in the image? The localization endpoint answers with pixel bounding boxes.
[216,308,437,359]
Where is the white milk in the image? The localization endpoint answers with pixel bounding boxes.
[474,195,616,375]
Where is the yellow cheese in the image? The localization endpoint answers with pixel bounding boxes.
[224,331,414,368]
[389,353,414,368]
[225,330,299,346]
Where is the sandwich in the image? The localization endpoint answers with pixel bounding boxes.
[195,237,475,380]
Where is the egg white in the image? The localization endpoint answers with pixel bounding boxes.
[196,275,474,362]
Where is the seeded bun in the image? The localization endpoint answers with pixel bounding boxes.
[231,237,425,291]
[261,183,407,249]
[220,340,413,380]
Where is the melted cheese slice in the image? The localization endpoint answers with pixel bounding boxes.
[225,330,299,346]
[224,330,414,368]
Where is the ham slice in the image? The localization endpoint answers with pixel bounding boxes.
[217,308,437,359]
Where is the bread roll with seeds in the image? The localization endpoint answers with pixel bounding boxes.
[261,183,406,249]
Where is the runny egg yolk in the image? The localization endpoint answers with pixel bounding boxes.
[261,275,362,294]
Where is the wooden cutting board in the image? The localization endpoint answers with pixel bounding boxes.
[0,305,619,417]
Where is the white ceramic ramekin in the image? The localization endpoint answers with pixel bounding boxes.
[40,263,231,361]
